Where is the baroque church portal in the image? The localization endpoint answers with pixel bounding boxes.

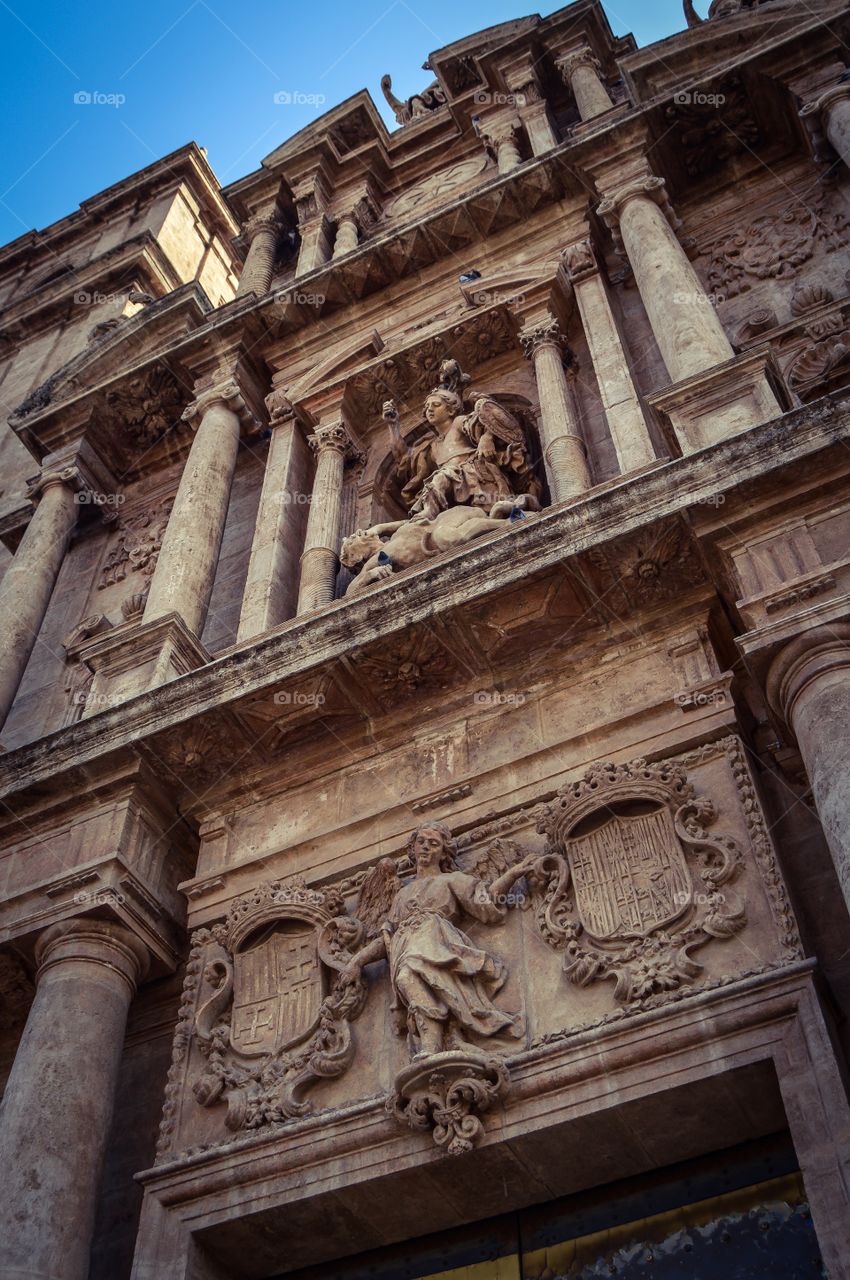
[1,1,850,1277]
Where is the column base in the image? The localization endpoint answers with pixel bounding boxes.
[79,612,211,711]
[646,347,787,455]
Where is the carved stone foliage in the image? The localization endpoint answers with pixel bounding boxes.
[528,757,746,1004]
[388,1050,510,1156]
[699,189,850,298]
[784,290,850,397]
[97,496,173,591]
[104,366,184,451]
[582,520,705,613]
[665,78,759,178]
[189,877,367,1133]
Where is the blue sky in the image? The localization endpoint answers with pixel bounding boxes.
[0,0,689,247]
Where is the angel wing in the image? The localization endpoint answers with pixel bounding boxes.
[355,856,402,937]
[466,396,526,448]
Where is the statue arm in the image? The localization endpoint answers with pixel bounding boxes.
[338,933,388,985]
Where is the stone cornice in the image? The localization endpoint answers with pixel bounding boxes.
[0,395,847,806]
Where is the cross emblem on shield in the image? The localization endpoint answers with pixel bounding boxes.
[230,925,324,1057]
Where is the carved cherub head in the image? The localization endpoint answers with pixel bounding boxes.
[340,528,384,570]
[407,821,457,873]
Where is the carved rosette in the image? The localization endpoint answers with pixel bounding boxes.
[529,757,747,1004]
[388,1049,511,1156]
[189,877,369,1133]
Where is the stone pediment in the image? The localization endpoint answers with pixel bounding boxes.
[262,92,388,171]
[10,284,210,430]
[10,284,213,475]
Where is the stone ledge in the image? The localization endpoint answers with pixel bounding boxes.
[1,396,848,805]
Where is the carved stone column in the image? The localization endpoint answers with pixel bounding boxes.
[598,176,733,384]
[333,212,360,258]
[482,119,523,173]
[237,393,312,639]
[143,378,243,638]
[521,319,592,502]
[0,467,79,732]
[297,421,363,614]
[562,239,656,473]
[235,211,282,298]
[766,624,850,917]
[0,919,149,1280]
[800,81,850,171]
[556,46,614,120]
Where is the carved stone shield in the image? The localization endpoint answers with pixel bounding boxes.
[230,925,323,1057]
[566,807,692,942]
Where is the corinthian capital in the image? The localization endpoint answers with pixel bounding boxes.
[556,45,602,85]
[520,317,568,359]
[243,210,283,242]
[308,420,365,465]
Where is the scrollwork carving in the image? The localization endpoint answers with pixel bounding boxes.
[526,757,747,1004]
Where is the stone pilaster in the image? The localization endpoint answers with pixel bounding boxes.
[143,373,246,639]
[562,238,656,473]
[237,393,312,640]
[502,59,558,154]
[766,623,850,918]
[297,421,364,614]
[293,173,333,276]
[556,46,615,120]
[235,210,283,298]
[598,172,781,451]
[0,466,80,732]
[0,919,149,1280]
[520,318,591,503]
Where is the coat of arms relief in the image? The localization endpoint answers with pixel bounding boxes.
[177,752,759,1159]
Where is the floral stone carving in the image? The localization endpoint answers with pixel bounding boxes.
[529,757,746,1004]
[388,1050,510,1156]
[190,877,367,1131]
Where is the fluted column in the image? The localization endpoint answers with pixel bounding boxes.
[0,467,79,732]
[0,919,149,1280]
[767,624,850,917]
[562,238,656,473]
[143,383,242,637]
[557,46,615,120]
[598,176,734,384]
[521,320,592,502]
[235,211,282,298]
[482,119,523,173]
[297,421,363,614]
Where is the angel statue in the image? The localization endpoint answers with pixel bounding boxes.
[384,359,540,521]
[338,821,539,1060]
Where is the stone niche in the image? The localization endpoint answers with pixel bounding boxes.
[156,735,800,1165]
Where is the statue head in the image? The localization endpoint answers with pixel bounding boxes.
[340,528,383,571]
[424,389,461,428]
[407,821,457,873]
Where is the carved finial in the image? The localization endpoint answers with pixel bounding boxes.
[381,74,409,124]
[683,0,704,25]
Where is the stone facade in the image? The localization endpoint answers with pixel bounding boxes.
[1,2,850,1277]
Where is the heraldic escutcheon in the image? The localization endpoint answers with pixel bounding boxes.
[530,757,747,1003]
[190,878,369,1131]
